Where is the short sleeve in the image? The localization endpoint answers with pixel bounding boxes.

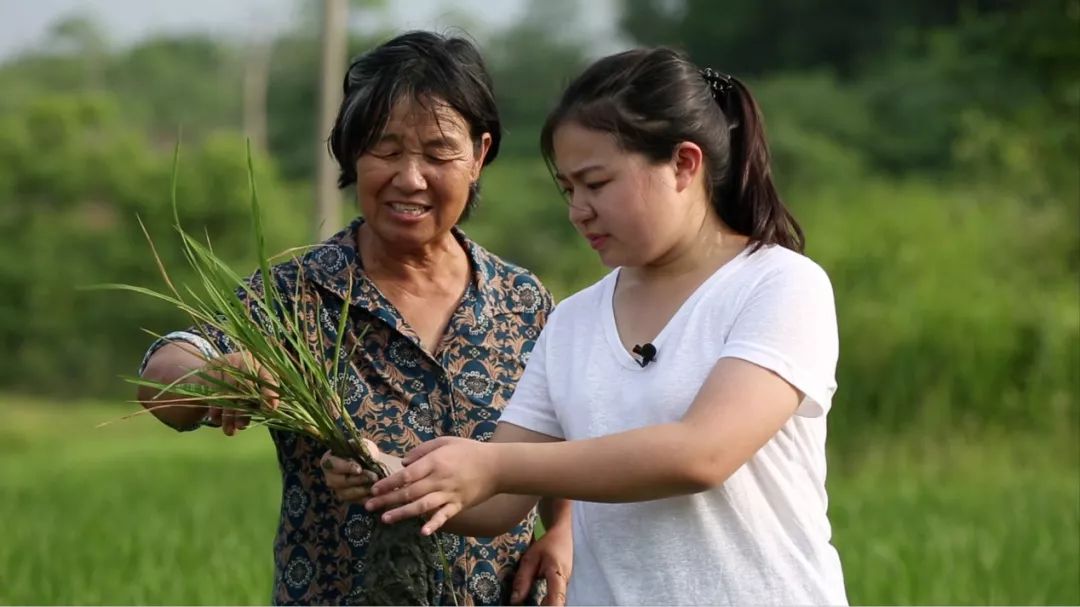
[498,317,564,439]
[717,258,839,417]
[137,329,231,376]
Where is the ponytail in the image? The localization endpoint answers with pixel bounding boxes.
[711,73,805,253]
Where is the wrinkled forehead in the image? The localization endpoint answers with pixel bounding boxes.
[382,94,471,139]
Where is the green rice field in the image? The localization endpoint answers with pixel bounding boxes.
[2,396,1076,605]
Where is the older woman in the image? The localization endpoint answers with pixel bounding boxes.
[137,31,571,606]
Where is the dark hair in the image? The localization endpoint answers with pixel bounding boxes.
[329,31,501,216]
[540,47,804,253]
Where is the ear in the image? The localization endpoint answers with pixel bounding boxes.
[471,132,493,180]
[672,141,704,193]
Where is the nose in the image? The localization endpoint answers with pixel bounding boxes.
[390,155,427,192]
[567,195,595,226]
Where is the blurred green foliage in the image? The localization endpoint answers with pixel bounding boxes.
[0,0,1075,443]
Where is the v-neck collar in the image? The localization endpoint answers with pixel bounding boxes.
[299,217,500,357]
[602,246,753,371]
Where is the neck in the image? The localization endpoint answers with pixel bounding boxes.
[627,206,748,283]
[356,223,469,288]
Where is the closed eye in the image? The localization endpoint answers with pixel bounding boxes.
[585,180,610,191]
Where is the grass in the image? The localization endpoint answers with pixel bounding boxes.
[829,429,1079,604]
[1,398,280,605]
[1,395,1077,605]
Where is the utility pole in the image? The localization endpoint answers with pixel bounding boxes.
[242,35,271,154]
[314,0,348,240]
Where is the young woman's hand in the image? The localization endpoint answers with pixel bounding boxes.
[365,436,500,535]
[320,439,402,506]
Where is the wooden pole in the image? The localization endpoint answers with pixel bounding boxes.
[314,0,348,240]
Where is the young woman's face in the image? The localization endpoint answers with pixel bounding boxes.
[354,97,491,250]
[552,122,699,268]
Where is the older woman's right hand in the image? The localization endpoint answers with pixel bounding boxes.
[138,342,279,435]
[321,439,402,505]
[203,350,280,436]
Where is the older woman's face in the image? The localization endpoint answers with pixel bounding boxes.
[355,98,491,250]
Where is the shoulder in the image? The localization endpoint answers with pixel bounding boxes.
[543,269,616,331]
[466,237,554,317]
[716,245,837,331]
[241,258,302,299]
[738,245,833,296]
[693,245,835,328]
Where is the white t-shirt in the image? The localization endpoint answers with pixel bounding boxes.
[499,244,847,606]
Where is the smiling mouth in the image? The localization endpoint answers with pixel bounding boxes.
[387,202,430,216]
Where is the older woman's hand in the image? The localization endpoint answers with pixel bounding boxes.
[321,439,403,505]
[512,521,573,605]
[138,342,280,435]
[203,350,280,436]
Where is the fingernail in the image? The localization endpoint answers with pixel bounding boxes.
[382,513,392,523]
[351,465,363,474]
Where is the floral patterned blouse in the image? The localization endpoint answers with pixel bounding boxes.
[140,218,553,605]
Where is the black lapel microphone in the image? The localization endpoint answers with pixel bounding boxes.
[632,343,657,368]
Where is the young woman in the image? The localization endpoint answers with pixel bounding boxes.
[323,47,847,605]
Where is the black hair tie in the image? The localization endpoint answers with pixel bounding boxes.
[700,67,740,129]
[699,67,735,101]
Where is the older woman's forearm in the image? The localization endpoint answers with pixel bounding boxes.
[443,493,540,537]
[137,342,212,430]
[539,497,572,533]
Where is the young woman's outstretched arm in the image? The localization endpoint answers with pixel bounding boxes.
[367,356,802,535]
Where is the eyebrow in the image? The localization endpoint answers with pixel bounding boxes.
[555,164,606,181]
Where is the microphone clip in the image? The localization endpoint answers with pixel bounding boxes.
[631,343,657,368]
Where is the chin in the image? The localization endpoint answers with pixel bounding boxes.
[600,247,654,269]
[367,216,430,245]
[596,250,626,268]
